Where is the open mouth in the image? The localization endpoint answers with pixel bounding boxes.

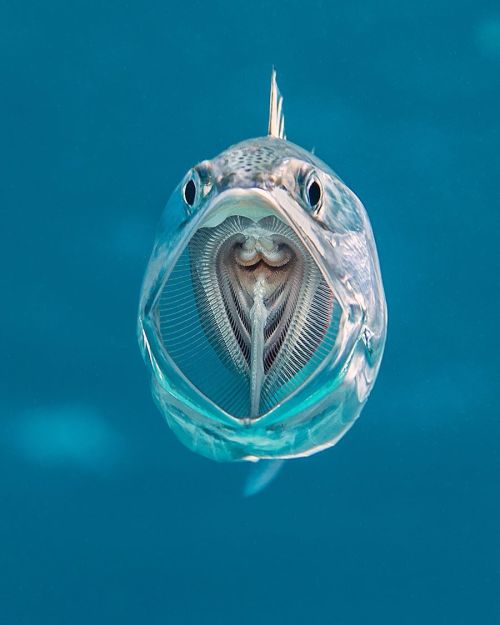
[152,199,340,419]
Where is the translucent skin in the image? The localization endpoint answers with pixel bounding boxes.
[138,137,387,461]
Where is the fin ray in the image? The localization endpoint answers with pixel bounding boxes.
[268,67,286,139]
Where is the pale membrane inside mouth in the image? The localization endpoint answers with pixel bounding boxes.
[201,199,276,228]
[152,206,341,419]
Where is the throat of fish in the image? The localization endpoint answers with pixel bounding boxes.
[249,276,268,418]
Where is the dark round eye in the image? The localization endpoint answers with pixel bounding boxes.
[183,178,197,207]
[307,178,322,208]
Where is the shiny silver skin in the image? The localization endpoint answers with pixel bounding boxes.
[138,133,387,461]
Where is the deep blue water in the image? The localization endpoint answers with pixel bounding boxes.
[1,1,499,623]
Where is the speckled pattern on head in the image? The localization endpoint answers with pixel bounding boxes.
[203,137,321,190]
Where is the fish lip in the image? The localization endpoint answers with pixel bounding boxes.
[199,188,283,228]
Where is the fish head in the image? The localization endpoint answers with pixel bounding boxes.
[138,75,387,462]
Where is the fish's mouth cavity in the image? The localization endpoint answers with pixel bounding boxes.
[154,191,340,420]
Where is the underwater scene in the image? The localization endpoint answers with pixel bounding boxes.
[1,0,499,623]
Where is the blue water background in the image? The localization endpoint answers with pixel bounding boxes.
[1,1,499,623]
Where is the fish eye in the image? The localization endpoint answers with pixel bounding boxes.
[183,177,197,207]
[306,177,322,209]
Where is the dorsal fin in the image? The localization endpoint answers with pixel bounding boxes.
[268,67,286,139]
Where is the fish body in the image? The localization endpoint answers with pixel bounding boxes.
[138,71,387,462]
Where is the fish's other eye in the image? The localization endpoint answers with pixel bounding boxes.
[183,178,197,207]
[306,177,322,209]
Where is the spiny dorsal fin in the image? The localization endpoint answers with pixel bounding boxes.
[268,67,286,139]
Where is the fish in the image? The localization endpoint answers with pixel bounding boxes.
[138,69,387,475]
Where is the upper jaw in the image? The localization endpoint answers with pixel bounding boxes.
[199,188,281,229]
